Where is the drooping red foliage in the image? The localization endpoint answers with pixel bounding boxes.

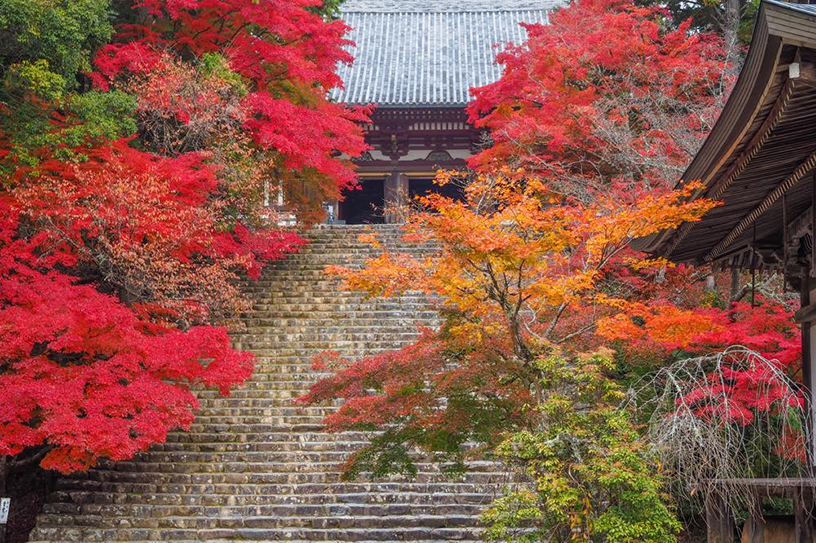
[598,295,802,425]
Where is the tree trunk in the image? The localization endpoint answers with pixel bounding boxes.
[705,273,717,295]
[730,267,740,301]
[722,0,742,73]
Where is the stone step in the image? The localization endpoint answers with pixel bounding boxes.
[86,458,499,475]
[41,502,487,520]
[50,490,497,507]
[148,441,367,453]
[187,416,328,426]
[179,406,336,417]
[54,480,506,497]
[30,526,483,541]
[34,512,481,531]
[61,470,506,487]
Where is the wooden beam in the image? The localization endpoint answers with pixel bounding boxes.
[795,302,816,323]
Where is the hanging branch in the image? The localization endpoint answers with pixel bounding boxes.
[630,346,808,517]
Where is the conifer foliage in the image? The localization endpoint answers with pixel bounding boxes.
[0,0,369,472]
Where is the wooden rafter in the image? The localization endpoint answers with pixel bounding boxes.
[661,77,795,258]
[705,149,816,261]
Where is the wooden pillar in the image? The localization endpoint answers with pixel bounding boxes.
[706,493,735,543]
[0,455,6,543]
[742,516,763,543]
[806,171,816,472]
[384,171,408,223]
[794,487,813,543]
[802,271,815,470]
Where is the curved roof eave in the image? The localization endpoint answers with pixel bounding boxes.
[639,0,816,257]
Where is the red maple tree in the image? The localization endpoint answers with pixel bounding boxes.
[1,0,369,472]
[468,0,730,198]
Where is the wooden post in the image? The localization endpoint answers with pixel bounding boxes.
[706,493,735,543]
[783,192,789,292]
[803,271,815,470]
[0,455,7,543]
[811,172,816,279]
[384,171,408,223]
[751,222,758,307]
[742,516,763,543]
[808,171,816,472]
[794,487,813,543]
[730,266,740,301]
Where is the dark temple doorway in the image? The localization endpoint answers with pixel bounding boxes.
[408,178,465,202]
[340,177,385,224]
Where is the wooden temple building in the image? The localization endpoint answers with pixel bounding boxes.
[639,0,816,539]
[327,0,560,224]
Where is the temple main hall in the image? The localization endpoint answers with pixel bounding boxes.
[327,0,562,224]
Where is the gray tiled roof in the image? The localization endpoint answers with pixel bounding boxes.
[330,3,559,107]
[340,0,560,12]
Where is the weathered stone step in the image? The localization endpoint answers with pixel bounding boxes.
[184,423,326,434]
[87,459,500,476]
[184,403,333,412]
[236,326,428,334]
[64,469,506,486]
[241,308,436,317]
[192,381,318,392]
[187,416,327,426]
[34,512,481,531]
[235,332,428,341]
[31,538,479,543]
[149,441,368,453]
[31,526,482,542]
[193,389,301,409]
[162,431,373,442]
[234,345,416,354]
[244,305,431,313]
[50,490,495,507]
[55,479,505,497]
[179,406,336,417]
[42,502,486,521]
[233,324,437,332]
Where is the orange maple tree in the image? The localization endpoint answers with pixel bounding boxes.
[302,173,716,452]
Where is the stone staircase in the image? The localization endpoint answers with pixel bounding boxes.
[28,225,507,543]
